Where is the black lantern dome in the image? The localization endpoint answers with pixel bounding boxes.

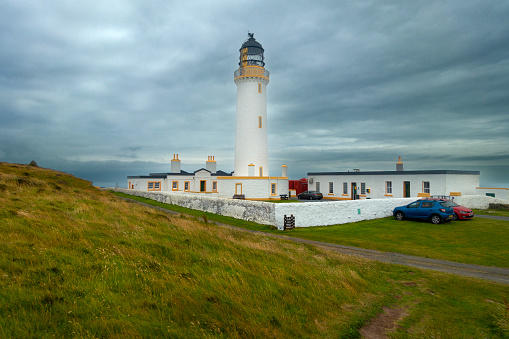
[239,33,265,68]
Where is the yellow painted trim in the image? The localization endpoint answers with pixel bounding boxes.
[323,197,349,201]
[216,176,289,180]
[476,187,509,190]
[258,83,262,93]
[148,181,161,191]
[449,192,462,196]
[417,193,430,197]
[258,116,262,128]
[359,194,367,197]
[384,194,393,197]
[281,165,288,168]
[328,193,335,195]
[342,194,349,196]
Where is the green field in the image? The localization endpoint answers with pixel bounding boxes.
[1,162,508,338]
[114,192,509,268]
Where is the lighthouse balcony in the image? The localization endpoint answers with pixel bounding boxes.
[234,66,270,81]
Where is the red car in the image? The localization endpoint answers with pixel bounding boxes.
[423,198,474,220]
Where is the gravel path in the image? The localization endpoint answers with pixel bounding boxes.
[121,196,509,285]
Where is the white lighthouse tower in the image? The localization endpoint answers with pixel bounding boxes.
[234,33,270,177]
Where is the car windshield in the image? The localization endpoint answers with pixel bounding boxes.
[440,201,459,207]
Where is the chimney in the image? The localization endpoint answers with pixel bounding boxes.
[281,164,288,178]
[206,156,216,173]
[171,154,181,173]
[396,156,404,171]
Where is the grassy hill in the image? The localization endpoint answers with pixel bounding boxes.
[1,162,508,338]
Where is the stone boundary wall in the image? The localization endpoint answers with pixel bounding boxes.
[111,189,276,226]
[274,198,415,229]
[110,190,508,230]
[454,195,509,209]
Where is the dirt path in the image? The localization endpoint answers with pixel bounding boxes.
[121,197,509,285]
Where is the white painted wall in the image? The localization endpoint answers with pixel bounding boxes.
[308,173,479,199]
[234,76,269,176]
[112,189,507,230]
[475,188,509,200]
[274,198,415,229]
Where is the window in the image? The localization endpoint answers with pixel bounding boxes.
[329,182,334,194]
[316,182,321,193]
[259,167,263,176]
[184,181,190,191]
[361,183,366,195]
[258,83,262,93]
[172,181,178,191]
[421,201,434,208]
[148,181,161,191]
[423,181,430,194]
[343,182,348,194]
[258,116,262,128]
[408,201,420,208]
[271,183,276,195]
[212,181,217,192]
[385,181,392,195]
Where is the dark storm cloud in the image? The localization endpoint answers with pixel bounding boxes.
[0,0,508,188]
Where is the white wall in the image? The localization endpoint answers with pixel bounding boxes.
[308,173,479,199]
[274,198,414,229]
[112,190,507,230]
[113,188,276,225]
[454,195,509,209]
[476,188,509,200]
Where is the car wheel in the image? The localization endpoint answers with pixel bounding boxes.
[430,214,442,224]
[309,196,314,200]
[452,213,458,221]
[395,211,405,221]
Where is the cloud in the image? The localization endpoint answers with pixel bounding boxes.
[0,0,508,188]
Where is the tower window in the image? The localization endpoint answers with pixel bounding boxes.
[258,116,262,128]
[259,167,263,177]
[258,83,262,93]
[271,183,276,195]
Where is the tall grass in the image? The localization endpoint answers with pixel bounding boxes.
[1,162,508,338]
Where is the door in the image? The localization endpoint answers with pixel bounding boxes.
[235,183,242,195]
[404,181,410,198]
[351,182,357,200]
[200,180,206,192]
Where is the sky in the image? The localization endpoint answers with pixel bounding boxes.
[1,0,508,188]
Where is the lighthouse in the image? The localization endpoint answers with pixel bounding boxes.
[234,33,270,177]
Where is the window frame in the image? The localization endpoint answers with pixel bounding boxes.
[423,181,430,194]
[148,181,161,191]
[385,181,392,195]
[328,182,334,194]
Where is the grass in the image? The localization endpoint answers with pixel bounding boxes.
[113,192,509,268]
[1,162,509,338]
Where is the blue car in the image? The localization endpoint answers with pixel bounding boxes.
[393,200,454,224]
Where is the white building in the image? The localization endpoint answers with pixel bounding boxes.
[307,157,480,200]
[127,34,289,200]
